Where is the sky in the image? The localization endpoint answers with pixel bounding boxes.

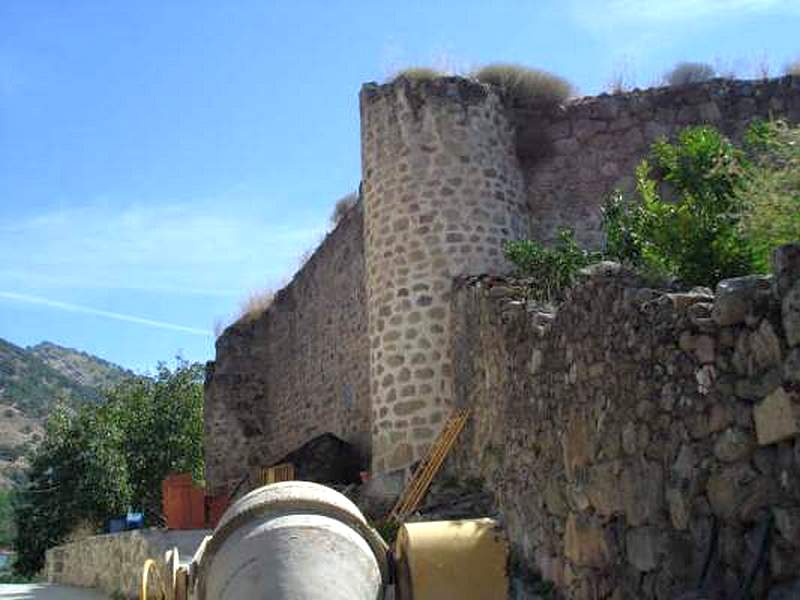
[1,0,799,373]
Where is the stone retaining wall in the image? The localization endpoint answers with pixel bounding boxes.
[45,529,208,598]
[447,245,800,599]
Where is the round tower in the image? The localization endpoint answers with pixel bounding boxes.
[360,76,529,474]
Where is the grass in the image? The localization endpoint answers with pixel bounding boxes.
[390,67,445,82]
[237,288,275,323]
[330,192,358,227]
[472,63,574,105]
[664,61,716,86]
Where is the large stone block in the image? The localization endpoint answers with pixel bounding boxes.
[564,513,612,568]
[754,387,800,446]
[783,282,800,347]
[712,276,772,326]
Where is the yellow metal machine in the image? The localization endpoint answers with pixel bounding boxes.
[141,480,508,600]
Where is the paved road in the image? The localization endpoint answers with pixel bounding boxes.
[0,584,107,599]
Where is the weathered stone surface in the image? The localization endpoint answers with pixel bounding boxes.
[713,428,754,462]
[564,513,612,568]
[45,529,208,598]
[772,243,800,297]
[626,527,661,572]
[620,460,664,526]
[712,276,772,326]
[754,387,800,445]
[783,282,800,347]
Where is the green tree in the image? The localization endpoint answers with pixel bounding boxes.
[13,403,131,575]
[109,360,205,522]
[12,359,204,576]
[602,126,755,286]
[737,119,800,271]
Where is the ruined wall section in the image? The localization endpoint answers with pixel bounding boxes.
[515,76,800,247]
[360,77,529,473]
[447,247,800,599]
[204,206,370,491]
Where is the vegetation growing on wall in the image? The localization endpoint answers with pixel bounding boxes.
[664,61,716,86]
[12,360,204,576]
[737,119,800,271]
[603,120,800,286]
[390,67,446,82]
[237,288,275,323]
[473,63,574,105]
[503,229,601,303]
[329,192,358,227]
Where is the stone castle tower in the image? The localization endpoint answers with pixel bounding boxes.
[360,77,530,473]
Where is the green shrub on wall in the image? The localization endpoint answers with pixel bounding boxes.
[503,229,601,303]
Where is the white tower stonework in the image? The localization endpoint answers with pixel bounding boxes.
[360,77,530,473]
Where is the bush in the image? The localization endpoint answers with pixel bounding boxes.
[602,126,754,286]
[737,120,800,271]
[503,229,601,303]
[664,62,716,86]
[390,67,445,82]
[330,192,358,227]
[786,59,800,76]
[473,63,574,105]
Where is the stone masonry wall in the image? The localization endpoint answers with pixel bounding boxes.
[204,205,370,491]
[447,245,800,599]
[46,529,208,598]
[514,76,800,247]
[360,77,529,473]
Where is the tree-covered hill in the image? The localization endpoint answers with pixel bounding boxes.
[0,337,133,489]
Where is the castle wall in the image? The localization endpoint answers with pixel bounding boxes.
[514,76,800,247]
[446,247,800,599]
[360,78,529,473]
[204,206,370,491]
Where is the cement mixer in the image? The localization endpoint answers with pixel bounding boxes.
[142,480,507,600]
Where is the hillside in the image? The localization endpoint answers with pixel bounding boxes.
[28,341,132,391]
[0,338,132,488]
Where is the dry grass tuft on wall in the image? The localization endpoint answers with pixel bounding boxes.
[664,62,716,86]
[237,288,275,323]
[390,67,445,82]
[330,192,358,227]
[473,63,574,106]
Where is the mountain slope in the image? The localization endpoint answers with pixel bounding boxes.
[28,341,132,391]
[0,338,103,417]
[0,338,133,488]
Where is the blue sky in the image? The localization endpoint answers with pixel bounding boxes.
[1,0,798,373]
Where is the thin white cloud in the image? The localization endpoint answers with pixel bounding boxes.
[0,197,327,298]
[0,291,212,336]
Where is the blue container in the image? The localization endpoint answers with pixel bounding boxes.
[126,511,144,530]
[108,517,126,533]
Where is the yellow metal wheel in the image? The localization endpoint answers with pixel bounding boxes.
[140,558,168,600]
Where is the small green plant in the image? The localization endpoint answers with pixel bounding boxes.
[503,229,601,303]
[390,67,445,82]
[371,518,400,545]
[473,63,574,105]
[664,61,716,86]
